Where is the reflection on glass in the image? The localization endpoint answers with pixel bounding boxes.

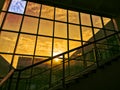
[82,27,93,41]
[21,16,38,34]
[3,13,22,31]
[54,39,67,54]
[16,56,33,69]
[103,17,114,30]
[41,5,54,19]
[25,2,40,17]
[8,0,26,14]
[69,10,79,24]
[0,12,5,27]
[55,8,67,22]
[39,19,53,36]
[92,15,102,28]
[0,31,18,53]
[81,13,91,26]
[2,0,10,11]
[16,34,36,55]
[36,36,52,56]
[69,24,81,40]
[55,22,67,38]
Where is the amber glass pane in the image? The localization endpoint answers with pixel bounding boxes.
[54,38,67,54]
[69,24,81,40]
[82,27,93,41]
[55,22,67,38]
[55,8,67,22]
[25,2,40,17]
[81,13,91,26]
[69,10,79,24]
[3,13,22,31]
[39,19,53,36]
[0,12,5,27]
[2,0,10,11]
[69,40,81,50]
[16,34,36,55]
[92,15,102,28]
[21,16,38,34]
[0,31,18,53]
[35,36,52,56]
[41,5,54,19]
[103,17,114,30]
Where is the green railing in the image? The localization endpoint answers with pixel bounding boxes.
[0,31,120,90]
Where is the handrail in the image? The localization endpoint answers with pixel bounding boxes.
[0,69,15,87]
[18,31,120,71]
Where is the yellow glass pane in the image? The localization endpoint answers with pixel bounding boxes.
[54,39,67,54]
[35,36,52,56]
[81,13,91,26]
[41,5,54,19]
[0,31,18,53]
[0,12,5,27]
[55,8,67,22]
[92,15,102,28]
[21,16,38,34]
[16,34,36,55]
[69,40,81,50]
[39,19,53,36]
[3,13,22,31]
[25,2,41,17]
[69,10,79,24]
[69,24,81,40]
[55,22,67,38]
[82,27,93,41]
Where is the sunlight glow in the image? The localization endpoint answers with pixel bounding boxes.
[53,51,63,63]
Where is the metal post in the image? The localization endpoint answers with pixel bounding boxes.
[62,54,65,88]
[15,71,21,90]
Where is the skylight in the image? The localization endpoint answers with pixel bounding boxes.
[8,0,26,14]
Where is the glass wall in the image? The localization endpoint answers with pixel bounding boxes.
[1,0,120,90]
[0,0,117,69]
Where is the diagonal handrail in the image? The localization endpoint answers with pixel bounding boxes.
[17,31,120,71]
[0,69,15,87]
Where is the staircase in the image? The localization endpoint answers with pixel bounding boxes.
[0,31,120,90]
[60,54,120,90]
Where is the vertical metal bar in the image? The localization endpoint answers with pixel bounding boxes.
[15,71,21,90]
[62,54,65,88]
[66,9,70,75]
[10,0,28,69]
[90,14,99,67]
[0,0,12,32]
[101,16,110,56]
[79,13,87,68]
[112,18,120,42]
[49,4,56,88]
